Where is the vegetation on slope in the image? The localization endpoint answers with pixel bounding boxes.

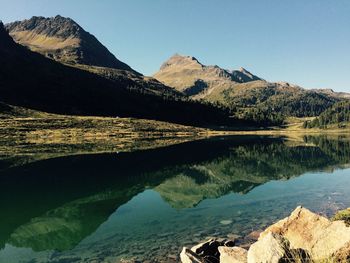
[6,16,185,98]
[154,55,348,125]
[0,23,253,128]
[155,137,350,208]
[6,15,137,72]
[303,101,350,129]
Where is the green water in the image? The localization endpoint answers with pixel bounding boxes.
[0,136,350,262]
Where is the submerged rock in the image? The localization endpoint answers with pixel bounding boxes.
[245,230,263,241]
[220,220,233,225]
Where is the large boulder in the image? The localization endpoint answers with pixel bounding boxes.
[247,232,289,263]
[261,206,350,260]
[218,246,247,263]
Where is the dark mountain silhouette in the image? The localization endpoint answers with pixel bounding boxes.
[0,23,248,127]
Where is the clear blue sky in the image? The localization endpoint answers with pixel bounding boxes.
[1,0,350,92]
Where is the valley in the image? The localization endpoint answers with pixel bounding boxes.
[0,11,350,263]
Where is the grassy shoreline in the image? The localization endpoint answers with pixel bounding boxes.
[0,114,348,165]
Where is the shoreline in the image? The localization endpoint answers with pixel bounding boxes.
[179,206,350,263]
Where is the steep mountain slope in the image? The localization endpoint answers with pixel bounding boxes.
[154,54,348,118]
[5,16,185,98]
[6,15,135,72]
[0,23,244,127]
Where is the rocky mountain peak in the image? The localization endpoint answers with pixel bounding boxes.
[6,15,82,39]
[231,67,261,83]
[154,54,263,97]
[239,67,248,73]
[5,16,138,73]
[160,54,203,70]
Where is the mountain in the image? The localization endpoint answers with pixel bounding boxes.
[0,23,245,127]
[6,16,186,98]
[304,100,350,129]
[6,15,136,73]
[154,54,348,118]
[154,54,261,97]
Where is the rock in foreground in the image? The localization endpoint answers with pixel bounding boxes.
[262,206,350,261]
[180,206,350,263]
[218,246,247,263]
[247,232,289,263]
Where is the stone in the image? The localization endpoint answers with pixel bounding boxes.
[220,220,233,225]
[167,254,177,260]
[227,233,242,240]
[247,232,289,263]
[224,239,236,247]
[333,241,350,262]
[191,239,220,261]
[245,230,262,241]
[261,206,350,260]
[218,246,247,263]
[189,238,234,263]
[180,247,202,263]
[239,243,253,250]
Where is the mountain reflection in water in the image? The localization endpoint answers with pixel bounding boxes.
[0,135,349,262]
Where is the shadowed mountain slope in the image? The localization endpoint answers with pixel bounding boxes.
[0,23,246,127]
[5,16,185,97]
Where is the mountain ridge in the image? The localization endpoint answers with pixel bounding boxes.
[0,22,245,127]
[154,54,349,119]
[6,15,139,73]
[154,54,261,97]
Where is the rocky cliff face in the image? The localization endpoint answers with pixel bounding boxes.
[6,15,137,73]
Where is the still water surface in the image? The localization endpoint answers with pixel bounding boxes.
[0,136,349,262]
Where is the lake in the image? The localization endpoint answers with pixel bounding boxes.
[0,135,349,262]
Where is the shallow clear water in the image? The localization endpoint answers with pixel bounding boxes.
[0,136,349,262]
